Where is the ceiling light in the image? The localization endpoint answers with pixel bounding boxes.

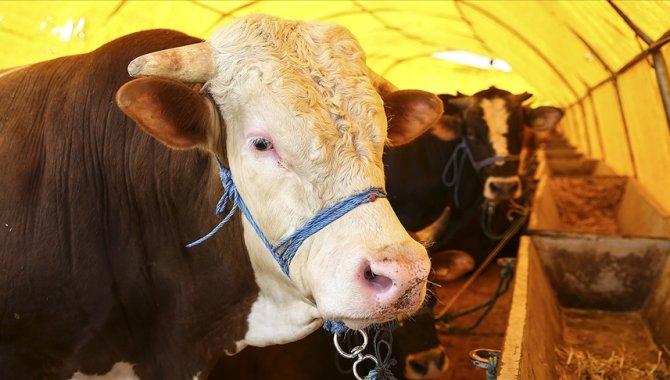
[49,17,86,41]
[432,50,512,72]
[59,19,74,41]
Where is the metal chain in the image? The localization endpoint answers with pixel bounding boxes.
[333,330,379,380]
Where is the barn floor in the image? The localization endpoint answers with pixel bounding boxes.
[431,261,516,380]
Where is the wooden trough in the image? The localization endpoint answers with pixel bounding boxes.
[541,158,615,177]
[529,176,670,238]
[543,148,584,160]
[496,174,670,379]
[534,151,615,179]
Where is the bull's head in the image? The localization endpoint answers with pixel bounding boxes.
[438,88,563,202]
[115,15,442,348]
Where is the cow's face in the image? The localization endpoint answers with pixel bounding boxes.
[116,15,440,346]
[443,88,562,202]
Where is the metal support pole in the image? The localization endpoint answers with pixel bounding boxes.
[652,52,670,129]
[607,0,653,45]
[608,0,670,133]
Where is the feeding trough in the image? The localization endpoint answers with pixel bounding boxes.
[534,142,613,178]
[498,236,670,379]
[529,175,670,238]
[543,148,584,160]
[543,158,615,177]
[496,174,670,379]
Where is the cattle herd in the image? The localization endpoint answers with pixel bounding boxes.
[0,14,562,379]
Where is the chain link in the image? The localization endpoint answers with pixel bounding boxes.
[333,330,380,380]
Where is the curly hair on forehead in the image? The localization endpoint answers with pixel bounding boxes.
[205,14,387,188]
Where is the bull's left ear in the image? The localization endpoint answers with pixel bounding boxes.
[115,77,220,150]
[525,106,564,131]
[431,114,463,142]
[384,90,444,147]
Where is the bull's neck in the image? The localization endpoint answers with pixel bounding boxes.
[115,148,260,357]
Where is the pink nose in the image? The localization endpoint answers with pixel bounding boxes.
[362,261,396,293]
[358,257,429,312]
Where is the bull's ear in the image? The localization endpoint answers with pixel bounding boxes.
[445,95,473,111]
[431,114,463,142]
[384,90,444,147]
[115,77,220,149]
[526,106,564,131]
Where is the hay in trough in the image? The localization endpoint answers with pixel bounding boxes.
[548,177,627,234]
[555,345,670,380]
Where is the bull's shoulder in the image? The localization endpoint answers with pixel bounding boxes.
[0,29,207,203]
[0,29,203,134]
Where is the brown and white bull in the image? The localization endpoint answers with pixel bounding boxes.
[0,15,442,379]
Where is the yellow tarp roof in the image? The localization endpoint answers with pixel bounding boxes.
[2,0,669,106]
[2,1,670,213]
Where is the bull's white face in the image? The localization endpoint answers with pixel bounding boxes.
[479,96,523,200]
[480,97,510,158]
[203,16,430,347]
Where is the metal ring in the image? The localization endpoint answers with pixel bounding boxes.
[469,348,501,369]
[352,354,379,380]
[333,329,369,359]
[496,257,516,268]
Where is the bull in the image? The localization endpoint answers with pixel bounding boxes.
[0,14,444,379]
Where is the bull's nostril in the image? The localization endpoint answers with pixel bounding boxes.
[364,268,374,281]
[363,266,393,292]
[489,182,501,193]
[409,360,428,375]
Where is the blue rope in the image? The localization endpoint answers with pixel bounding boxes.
[188,159,387,335]
[486,355,499,380]
[442,138,503,208]
[186,164,244,248]
[188,159,386,276]
[365,326,399,380]
[323,320,349,336]
[441,139,471,209]
[271,187,387,275]
[438,262,514,333]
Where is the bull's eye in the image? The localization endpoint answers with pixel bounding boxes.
[250,137,273,151]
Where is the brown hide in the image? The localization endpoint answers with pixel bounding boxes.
[0,30,258,378]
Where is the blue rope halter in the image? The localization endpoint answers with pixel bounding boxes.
[187,158,387,334]
[441,137,510,208]
[188,159,387,276]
